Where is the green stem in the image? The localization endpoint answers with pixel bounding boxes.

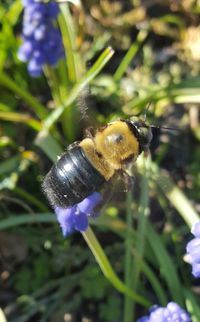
[0,72,47,119]
[13,187,49,212]
[123,191,134,322]
[0,214,55,230]
[131,160,149,319]
[82,226,150,307]
[114,29,148,81]
[43,65,62,106]
[58,3,82,83]
[148,161,199,228]
[0,111,42,131]
[58,4,83,141]
[0,308,7,322]
[156,175,199,228]
[43,47,115,130]
[44,65,76,142]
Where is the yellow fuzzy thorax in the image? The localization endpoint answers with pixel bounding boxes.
[94,121,139,168]
[79,121,139,181]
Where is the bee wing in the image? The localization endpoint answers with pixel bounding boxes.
[91,181,116,217]
[91,169,136,217]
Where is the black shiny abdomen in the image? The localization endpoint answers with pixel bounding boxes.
[42,145,105,209]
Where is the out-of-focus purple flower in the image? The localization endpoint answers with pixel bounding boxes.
[55,192,102,237]
[137,302,191,322]
[186,221,200,278]
[18,0,64,77]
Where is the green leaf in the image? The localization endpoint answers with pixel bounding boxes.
[5,0,23,25]
[82,227,150,307]
[42,47,115,130]
[146,221,184,306]
[34,131,62,162]
[184,288,200,321]
[0,155,21,176]
[0,309,7,322]
[0,111,42,131]
[0,214,55,230]
[0,72,47,119]
[114,29,148,81]
[136,157,200,228]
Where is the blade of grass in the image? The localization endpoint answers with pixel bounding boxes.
[58,2,82,83]
[0,213,55,230]
[42,47,114,130]
[0,72,48,119]
[5,0,23,25]
[140,259,168,305]
[124,77,200,113]
[146,220,184,306]
[57,3,84,141]
[34,130,62,162]
[123,190,134,322]
[184,288,200,322]
[0,155,21,175]
[93,216,168,305]
[131,159,150,320]
[0,309,7,322]
[0,212,149,307]
[82,226,151,307]
[114,29,148,81]
[0,210,168,307]
[157,174,200,228]
[141,160,200,228]
[0,111,42,131]
[13,187,49,212]
[43,65,62,106]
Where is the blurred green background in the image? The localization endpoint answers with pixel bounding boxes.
[0,0,200,321]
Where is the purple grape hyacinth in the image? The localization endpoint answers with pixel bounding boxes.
[137,302,191,322]
[18,0,64,76]
[186,221,200,278]
[55,192,102,237]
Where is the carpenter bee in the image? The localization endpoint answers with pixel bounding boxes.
[42,117,153,209]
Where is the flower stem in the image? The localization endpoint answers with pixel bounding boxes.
[58,2,82,83]
[43,65,62,107]
[82,226,150,307]
[123,190,134,322]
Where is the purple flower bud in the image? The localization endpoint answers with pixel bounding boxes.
[186,221,200,278]
[74,210,88,231]
[34,24,47,40]
[18,41,33,61]
[28,58,42,77]
[55,206,76,236]
[137,302,191,322]
[78,192,102,216]
[47,2,59,18]
[55,192,102,237]
[191,221,200,237]
[18,0,64,77]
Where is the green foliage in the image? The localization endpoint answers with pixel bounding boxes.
[0,0,200,321]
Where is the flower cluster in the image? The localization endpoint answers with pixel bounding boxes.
[18,0,64,76]
[137,302,191,322]
[186,221,200,278]
[55,192,102,236]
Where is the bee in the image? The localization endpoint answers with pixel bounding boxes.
[42,117,153,209]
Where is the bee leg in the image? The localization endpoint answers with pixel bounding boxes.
[85,127,95,138]
[118,169,135,192]
[67,141,80,150]
[123,173,135,192]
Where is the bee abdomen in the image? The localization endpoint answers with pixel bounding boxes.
[42,145,105,209]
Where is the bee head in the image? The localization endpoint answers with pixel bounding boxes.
[128,117,153,154]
